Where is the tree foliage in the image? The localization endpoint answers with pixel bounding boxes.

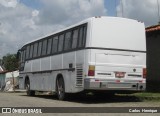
[0,59,2,65]
[2,54,18,71]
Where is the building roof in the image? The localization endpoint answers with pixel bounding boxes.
[0,66,4,72]
[0,71,8,74]
[0,66,8,74]
[146,25,160,32]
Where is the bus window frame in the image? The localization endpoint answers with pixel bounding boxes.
[24,23,87,61]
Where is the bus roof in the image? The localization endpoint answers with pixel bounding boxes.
[22,17,91,47]
[22,16,142,48]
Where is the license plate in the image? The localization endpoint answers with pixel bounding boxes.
[115,72,125,78]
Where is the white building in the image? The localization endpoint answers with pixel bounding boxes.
[0,70,19,91]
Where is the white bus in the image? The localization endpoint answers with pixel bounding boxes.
[18,16,146,100]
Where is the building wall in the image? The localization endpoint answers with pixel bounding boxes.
[0,74,5,89]
[5,71,19,87]
[0,71,19,89]
[146,30,160,92]
[5,71,19,79]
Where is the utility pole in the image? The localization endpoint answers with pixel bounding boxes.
[115,0,118,17]
[121,0,124,17]
[157,0,160,24]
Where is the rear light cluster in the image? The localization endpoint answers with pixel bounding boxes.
[143,68,146,79]
[88,65,95,76]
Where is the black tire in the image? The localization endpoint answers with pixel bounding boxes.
[25,79,35,96]
[56,77,67,100]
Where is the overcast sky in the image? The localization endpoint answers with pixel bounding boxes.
[0,0,159,58]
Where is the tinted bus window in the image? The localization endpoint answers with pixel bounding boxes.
[52,36,58,53]
[26,45,30,59]
[72,29,78,49]
[58,34,64,52]
[20,51,24,63]
[64,31,72,51]
[42,39,47,56]
[37,41,42,57]
[29,44,34,58]
[33,42,38,58]
[22,50,26,62]
[78,26,87,48]
[82,26,87,46]
[78,27,83,48]
[23,50,26,61]
[47,38,52,55]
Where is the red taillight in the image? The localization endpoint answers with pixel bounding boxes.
[88,65,95,76]
[116,80,120,83]
[88,70,95,76]
[143,68,146,78]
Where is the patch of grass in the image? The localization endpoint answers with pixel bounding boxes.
[129,92,160,101]
[134,92,160,97]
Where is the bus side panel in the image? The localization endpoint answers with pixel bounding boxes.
[20,61,32,90]
[41,57,51,71]
[19,73,26,89]
[51,55,63,70]
[63,52,76,93]
[28,57,52,91]
[32,59,41,72]
[63,50,86,93]
[24,61,32,72]
[30,73,43,90]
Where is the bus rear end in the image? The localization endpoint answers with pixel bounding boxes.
[84,17,146,93]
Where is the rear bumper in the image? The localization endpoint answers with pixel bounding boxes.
[84,78,146,91]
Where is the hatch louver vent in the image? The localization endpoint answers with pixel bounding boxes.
[76,64,83,87]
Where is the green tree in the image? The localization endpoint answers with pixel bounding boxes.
[0,59,2,65]
[2,54,18,71]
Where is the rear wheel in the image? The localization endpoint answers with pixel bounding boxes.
[25,79,35,96]
[56,77,67,100]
